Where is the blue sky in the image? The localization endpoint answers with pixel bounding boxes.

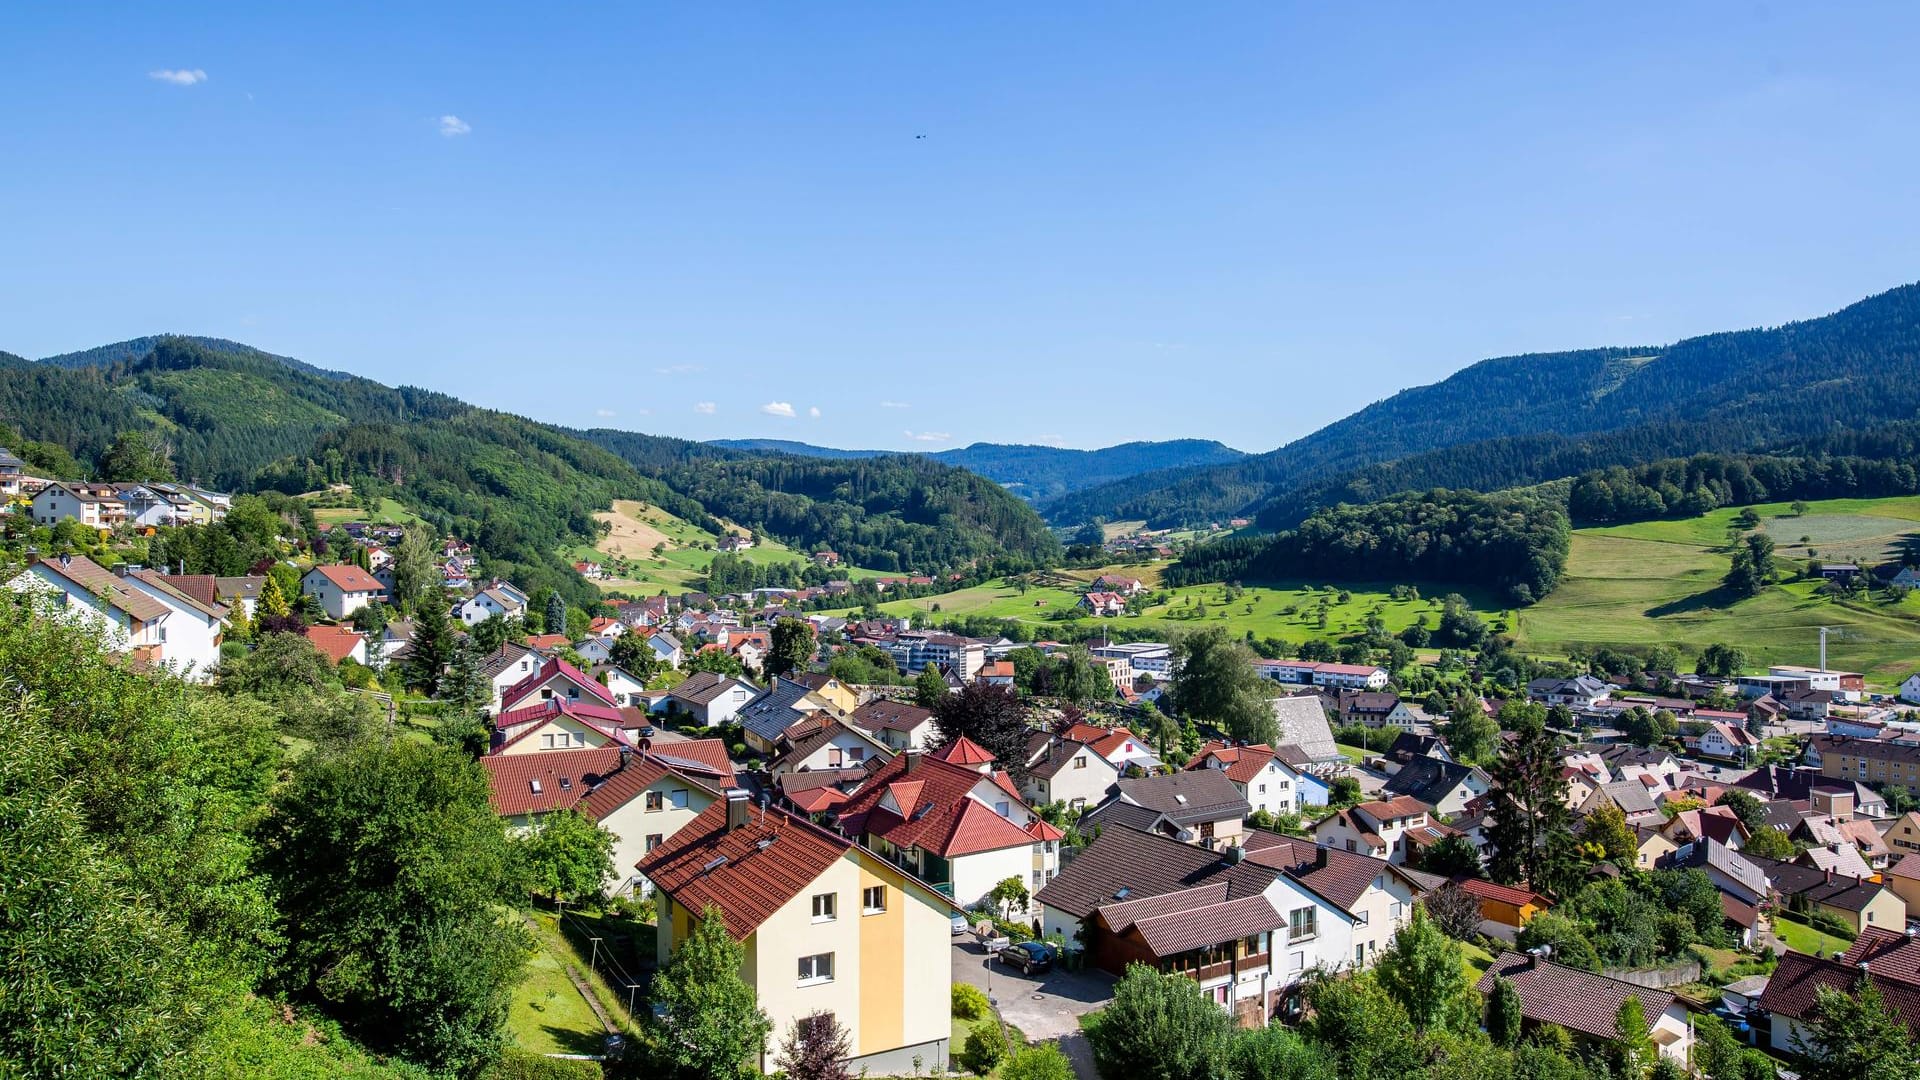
[4,4,1920,452]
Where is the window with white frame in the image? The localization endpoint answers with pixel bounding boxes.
[1288,907,1317,941]
[797,952,834,984]
[862,886,886,914]
[811,893,836,922]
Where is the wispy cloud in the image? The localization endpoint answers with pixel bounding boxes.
[149,69,207,86]
[438,115,471,137]
[761,401,796,418]
[878,400,911,409]
[694,401,717,415]
[654,363,704,375]
[594,408,617,418]
[903,429,951,443]
[1035,433,1067,447]
[808,406,821,419]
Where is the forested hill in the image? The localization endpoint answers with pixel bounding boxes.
[1046,280,1920,528]
[707,437,1248,500]
[0,336,1066,595]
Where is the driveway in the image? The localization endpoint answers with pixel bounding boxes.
[952,939,1112,1078]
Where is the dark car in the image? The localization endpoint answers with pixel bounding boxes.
[996,941,1053,975]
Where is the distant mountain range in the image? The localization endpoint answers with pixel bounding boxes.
[708,438,1248,501]
[1046,281,1920,529]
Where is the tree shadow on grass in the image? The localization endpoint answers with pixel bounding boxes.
[1645,586,1740,619]
[538,1022,609,1056]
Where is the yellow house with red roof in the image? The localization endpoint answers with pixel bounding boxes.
[642,792,957,1074]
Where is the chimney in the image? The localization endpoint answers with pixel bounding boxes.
[904,751,919,775]
[1826,868,1835,884]
[1314,845,1329,870]
[725,787,752,831]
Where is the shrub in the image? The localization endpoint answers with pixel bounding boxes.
[960,1023,1007,1075]
[952,983,991,1021]
[1808,910,1857,941]
[480,1048,602,1080]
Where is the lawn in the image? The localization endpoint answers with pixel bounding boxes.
[570,501,892,595]
[306,496,424,526]
[506,932,607,1056]
[1770,913,1854,960]
[1460,940,1496,981]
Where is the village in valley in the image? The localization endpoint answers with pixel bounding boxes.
[10,442,1920,1080]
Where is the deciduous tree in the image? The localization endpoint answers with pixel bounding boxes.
[651,907,772,1080]
[775,1010,851,1080]
[1171,627,1276,745]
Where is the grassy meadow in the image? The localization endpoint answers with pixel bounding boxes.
[567,499,888,595]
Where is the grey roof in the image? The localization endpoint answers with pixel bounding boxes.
[1080,800,1166,834]
[0,447,23,468]
[1107,770,1249,826]
[479,642,537,680]
[1383,757,1480,806]
[667,670,758,707]
[1271,694,1339,762]
[1596,779,1661,816]
[738,677,826,743]
[1678,838,1769,903]
[1032,824,1277,919]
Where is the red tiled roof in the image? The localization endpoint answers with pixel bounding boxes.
[930,735,995,766]
[639,801,852,939]
[835,753,1037,858]
[492,700,631,752]
[1025,819,1065,842]
[307,563,385,593]
[482,747,621,816]
[1841,926,1920,981]
[501,656,618,711]
[1189,741,1277,785]
[1759,948,1920,1037]
[643,737,737,787]
[787,785,852,813]
[1455,877,1546,908]
[580,751,721,822]
[1478,952,1676,1042]
[849,698,934,733]
[1355,795,1430,823]
[525,633,571,651]
[303,625,367,664]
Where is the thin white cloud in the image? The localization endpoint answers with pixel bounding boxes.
[808,406,821,419]
[878,400,911,409]
[654,363,704,375]
[694,401,717,415]
[761,401,796,418]
[904,429,952,443]
[595,408,617,418]
[438,115,472,137]
[1035,433,1067,447]
[149,69,207,86]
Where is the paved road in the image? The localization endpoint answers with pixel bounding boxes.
[952,939,1112,1079]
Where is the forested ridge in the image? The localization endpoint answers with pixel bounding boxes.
[1049,280,1920,529]
[0,337,1066,594]
[1168,489,1571,605]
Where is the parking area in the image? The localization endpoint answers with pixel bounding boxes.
[952,938,1112,1077]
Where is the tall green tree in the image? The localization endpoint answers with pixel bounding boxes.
[402,591,455,696]
[1486,714,1571,890]
[102,430,174,481]
[1793,977,1919,1080]
[388,524,438,613]
[1722,533,1776,598]
[1085,964,1234,1080]
[1374,905,1471,1033]
[1170,627,1277,745]
[766,617,816,679]
[1487,975,1523,1048]
[930,682,1031,779]
[512,808,614,904]
[545,592,568,639]
[1612,996,1653,1079]
[1446,694,1499,764]
[652,907,773,1080]
[913,664,949,707]
[260,739,530,1074]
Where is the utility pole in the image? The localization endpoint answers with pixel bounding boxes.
[589,936,602,974]
[1818,626,1830,672]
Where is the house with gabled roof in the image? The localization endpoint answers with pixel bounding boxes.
[640,792,957,1074]
[301,563,386,620]
[1381,757,1490,817]
[848,698,937,751]
[664,670,760,728]
[9,553,173,669]
[118,565,229,680]
[739,677,843,753]
[1083,769,1251,850]
[1186,740,1316,817]
[1309,796,1450,865]
[1242,831,1431,969]
[829,748,1061,914]
[304,624,369,666]
[1758,931,1920,1056]
[1022,731,1122,811]
[499,655,619,714]
[489,698,633,755]
[1477,951,1693,1062]
[769,718,895,777]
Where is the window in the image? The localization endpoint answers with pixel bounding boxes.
[1389,901,1405,920]
[1354,910,1369,926]
[1355,943,1365,965]
[797,952,834,984]
[995,801,1010,818]
[645,833,663,852]
[828,748,843,767]
[1074,756,1088,770]
[1199,821,1215,841]
[848,746,865,762]
[669,789,689,809]
[1288,907,1317,941]
[1289,950,1306,972]
[812,893,836,922]
[1258,784,1267,794]
[645,791,664,812]
[1033,869,1043,888]
[862,886,886,914]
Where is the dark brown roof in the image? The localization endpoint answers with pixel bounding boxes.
[1107,770,1249,825]
[1744,854,1890,912]
[1758,949,1920,1037]
[1241,832,1404,911]
[667,669,757,706]
[638,801,852,940]
[1132,894,1283,956]
[769,720,892,772]
[482,747,622,816]
[1098,883,1230,933]
[1033,823,1275,919]
[849,698,934,733]
[1478,952,1676,1042]
[28,555,170,623]
[1841,926,1920,980]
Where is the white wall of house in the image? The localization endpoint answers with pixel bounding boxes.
[9,565,147,651]
[1262,875,1356,981]
[601,781,716,896]
[1346,871,1418,969]
[302,570,378,620]
[951,843,1042,915]
[495,715,621,755]
[123,576,223,682]
[776,730,886,775]
[1028,747,1120,810]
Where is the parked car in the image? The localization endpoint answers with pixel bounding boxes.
[996,940,1053,975]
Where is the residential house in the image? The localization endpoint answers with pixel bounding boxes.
[1886,853,1920,912]
[30,481,124,527]
[792,673,861,714]
[480,643,542,711]
[1381,757,1490,818]
[665,671,761,728]
[1034,824,1358,1026]
[1798,841,1876,882]
[830,748,1061,913]
[1270,694,1346,767]
[489,698,633,755]
[456,585,525,626]
[1380,731,1455,774]
[1083,769,1251,850]
[1309,796,1448,865]
[1580,779,1666,828]
[1187,741,1314,817]
[715,534,754,552]
[0,447,24,496]
[1453,878,1548,937]
[769,719,895,777]
[1092,574,1147,596]
[499,656,620,714]
[1080,591,1127,618]
[1339,692,1420,731]
[590,664,651,708]
[1746,854,1909,935]
[1241,831,1430,971]
[1812,733,1920,800]
[1634,828,1679,872]
[572,636,616,665]
[641,793,956,1075]
[1256,660,1392,691]
[1022,732,1122,811]
[1053,721,1162,774]
[847,699,938,752]
[739,677,842,754]
[304,624,369,666]
[8,554,172,670]
[1699,721,1760,761]
[1526,675,1612,709]
[1757,933,1920,1057]
[1477,952,1694,1062]
[1669,838,1771,908]
[301,564,386,620]
[646,630,685,668]
[115,567,229,680]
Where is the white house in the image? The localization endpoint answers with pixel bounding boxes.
[1022,732,1123,811]
[1310,796,1445,865]
[301,564,386,620]
[121,568,228,681]
[1699,721,1759,761]
[665,671,761,727]
[647,631,685,668]
[768,719,895,777]
[31,482,123,528]
[1187,741,1311,817]
[8,554,172,667]
[457,585,525,626]
[1900,671,1920,706]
